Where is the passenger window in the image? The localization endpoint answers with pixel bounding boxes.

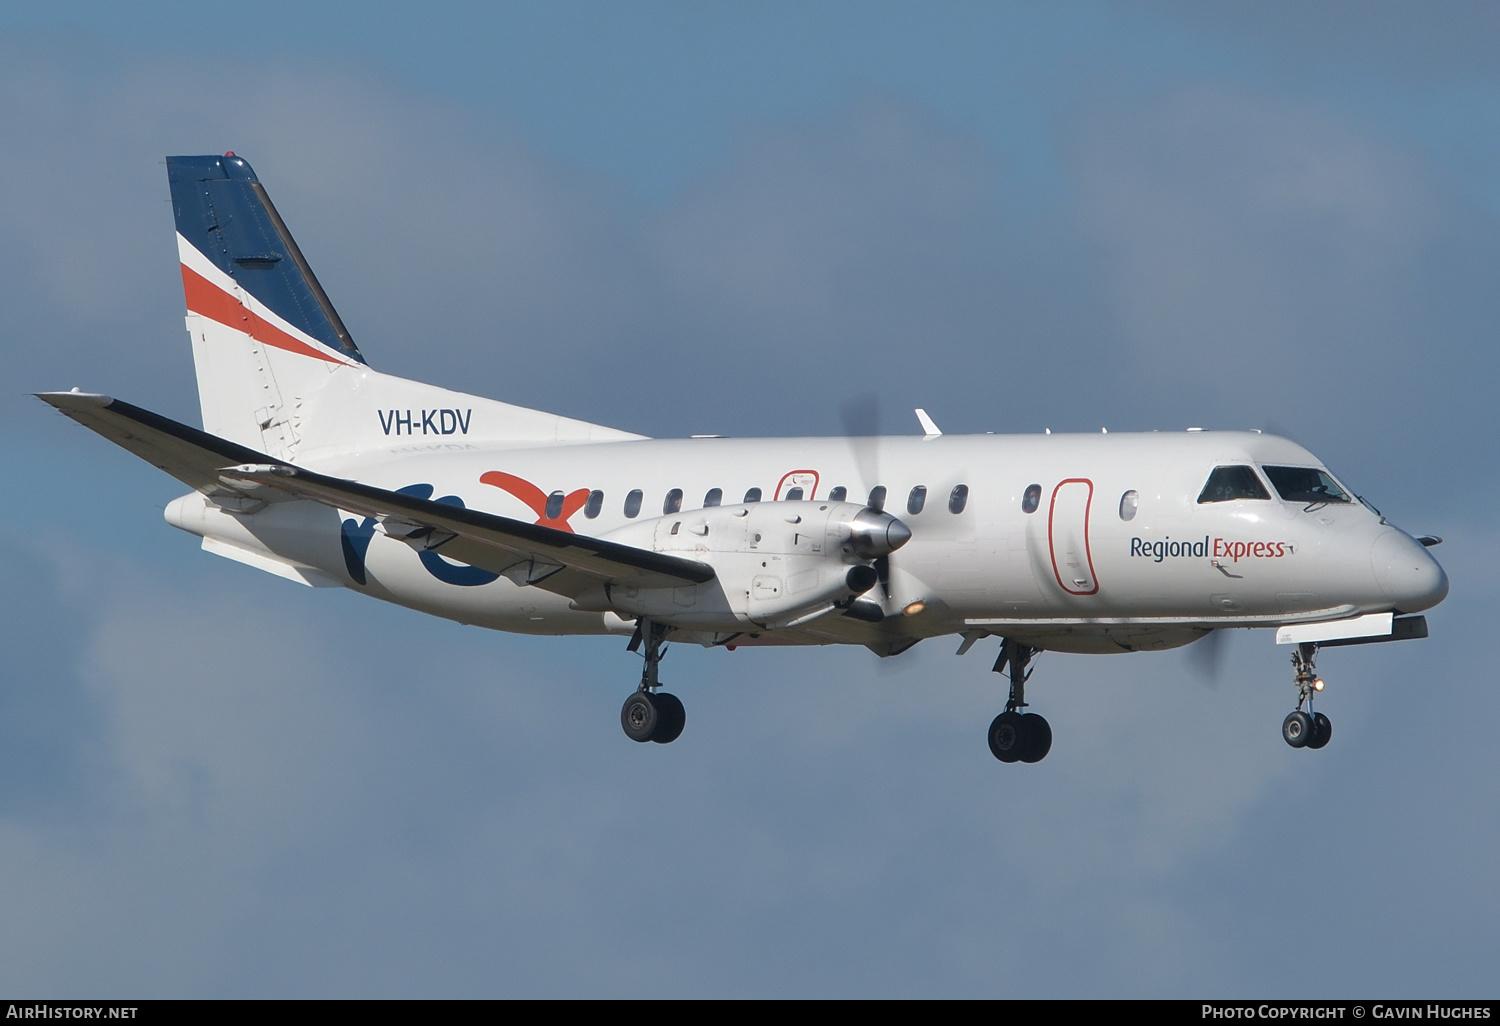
[544,490,565,519]
[584,489,603,519]
[908,485,927,515]
[743,487,762,503]
[704,487,722,507]
[829,486,847,502]
[1197,466,1270,503]
[1022,484,1041,514]
[785,486,804,501]
[1262,466,1352,505]
[624,489,643,518]
[868,485,887,512]
[1119,490,1138,521]
[664,488,683,515]
[948,484,969,514]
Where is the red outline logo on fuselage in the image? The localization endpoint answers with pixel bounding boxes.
[479,471,590,531]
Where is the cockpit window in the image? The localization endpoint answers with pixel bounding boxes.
[1197,465,1270,503]
[1262,466,1351,505]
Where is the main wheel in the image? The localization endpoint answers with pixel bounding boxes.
[1282,710,1314,748]
[621,691,659,743]
[651,692,686,744]
[988,711,1024,763]
[1307,712,1332,750]
[1018,713,1052,763]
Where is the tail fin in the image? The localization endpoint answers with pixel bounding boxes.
[169,152,365,456]
[167,153,642,459]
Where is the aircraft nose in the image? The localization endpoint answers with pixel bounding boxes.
[1371,529,1449,612]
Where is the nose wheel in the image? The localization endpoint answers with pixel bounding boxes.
[987,640,1052,763]
[1284,643,1333,749]
[621,620,686,744]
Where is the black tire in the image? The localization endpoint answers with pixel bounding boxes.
[651,692,686,744]
[1282,710,1314,749]
[621,691,659,743]
[1307,712,1332,750]
[1019,713,1053,763]
[988,712,1023,763]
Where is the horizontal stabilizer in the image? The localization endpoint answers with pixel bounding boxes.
[39,391,285,499]
[37,391,713,594]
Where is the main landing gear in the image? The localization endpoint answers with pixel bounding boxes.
[1282,642,1332,750]
[988,639,1052,764]
[620,619,686,744]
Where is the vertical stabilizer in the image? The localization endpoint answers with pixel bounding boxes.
[166,153,645,460]
[168,153,365,457]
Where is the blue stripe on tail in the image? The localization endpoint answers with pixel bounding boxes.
[167,153,365,364]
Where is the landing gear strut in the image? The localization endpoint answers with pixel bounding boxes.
[620,619,686,744]
[987,639,1052,763]
[1283,642,1332,750]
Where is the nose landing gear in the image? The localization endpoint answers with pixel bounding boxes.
[621,619,686,744]
[988,640,1052,763]
[1283,643,1332,749]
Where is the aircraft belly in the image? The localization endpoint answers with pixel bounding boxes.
[358,544,607,634]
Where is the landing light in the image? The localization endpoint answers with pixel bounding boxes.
[1314,678,1325,692]
[903,601,926,617]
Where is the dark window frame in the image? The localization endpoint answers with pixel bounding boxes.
[948,484,969,514]
[1022,484,1041,514]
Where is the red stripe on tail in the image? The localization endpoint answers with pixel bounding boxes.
[180,264,346,365]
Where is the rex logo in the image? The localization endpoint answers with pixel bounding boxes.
[479,472,590,532]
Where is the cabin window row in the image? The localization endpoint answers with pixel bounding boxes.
[557,484,974,519]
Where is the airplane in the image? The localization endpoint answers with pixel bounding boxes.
[38,152,1450,763]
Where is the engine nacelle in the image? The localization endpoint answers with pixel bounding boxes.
[594,501,909,630]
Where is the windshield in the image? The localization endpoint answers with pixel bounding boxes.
[1197,465,1271,503]
[1262,466,1351,505]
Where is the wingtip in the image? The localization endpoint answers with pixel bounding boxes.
[36,390,114,409]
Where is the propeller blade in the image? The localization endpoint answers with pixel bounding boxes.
[839,392,881,498]
[1260,419,1302,445]
[1186,628,1229,687]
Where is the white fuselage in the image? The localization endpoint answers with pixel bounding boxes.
[165,427,1449,655]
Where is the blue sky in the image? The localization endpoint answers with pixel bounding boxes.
[2,2,1498,997]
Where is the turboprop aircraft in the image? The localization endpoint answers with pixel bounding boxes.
[38,153,1450,762]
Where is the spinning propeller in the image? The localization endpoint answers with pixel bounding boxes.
[1186,627,1230,687]
[838,393,911,611]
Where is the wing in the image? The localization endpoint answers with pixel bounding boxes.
[37,391,715,596]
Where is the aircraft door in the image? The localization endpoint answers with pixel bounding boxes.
[1048,479,1098,595]
[775,470,820,501]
